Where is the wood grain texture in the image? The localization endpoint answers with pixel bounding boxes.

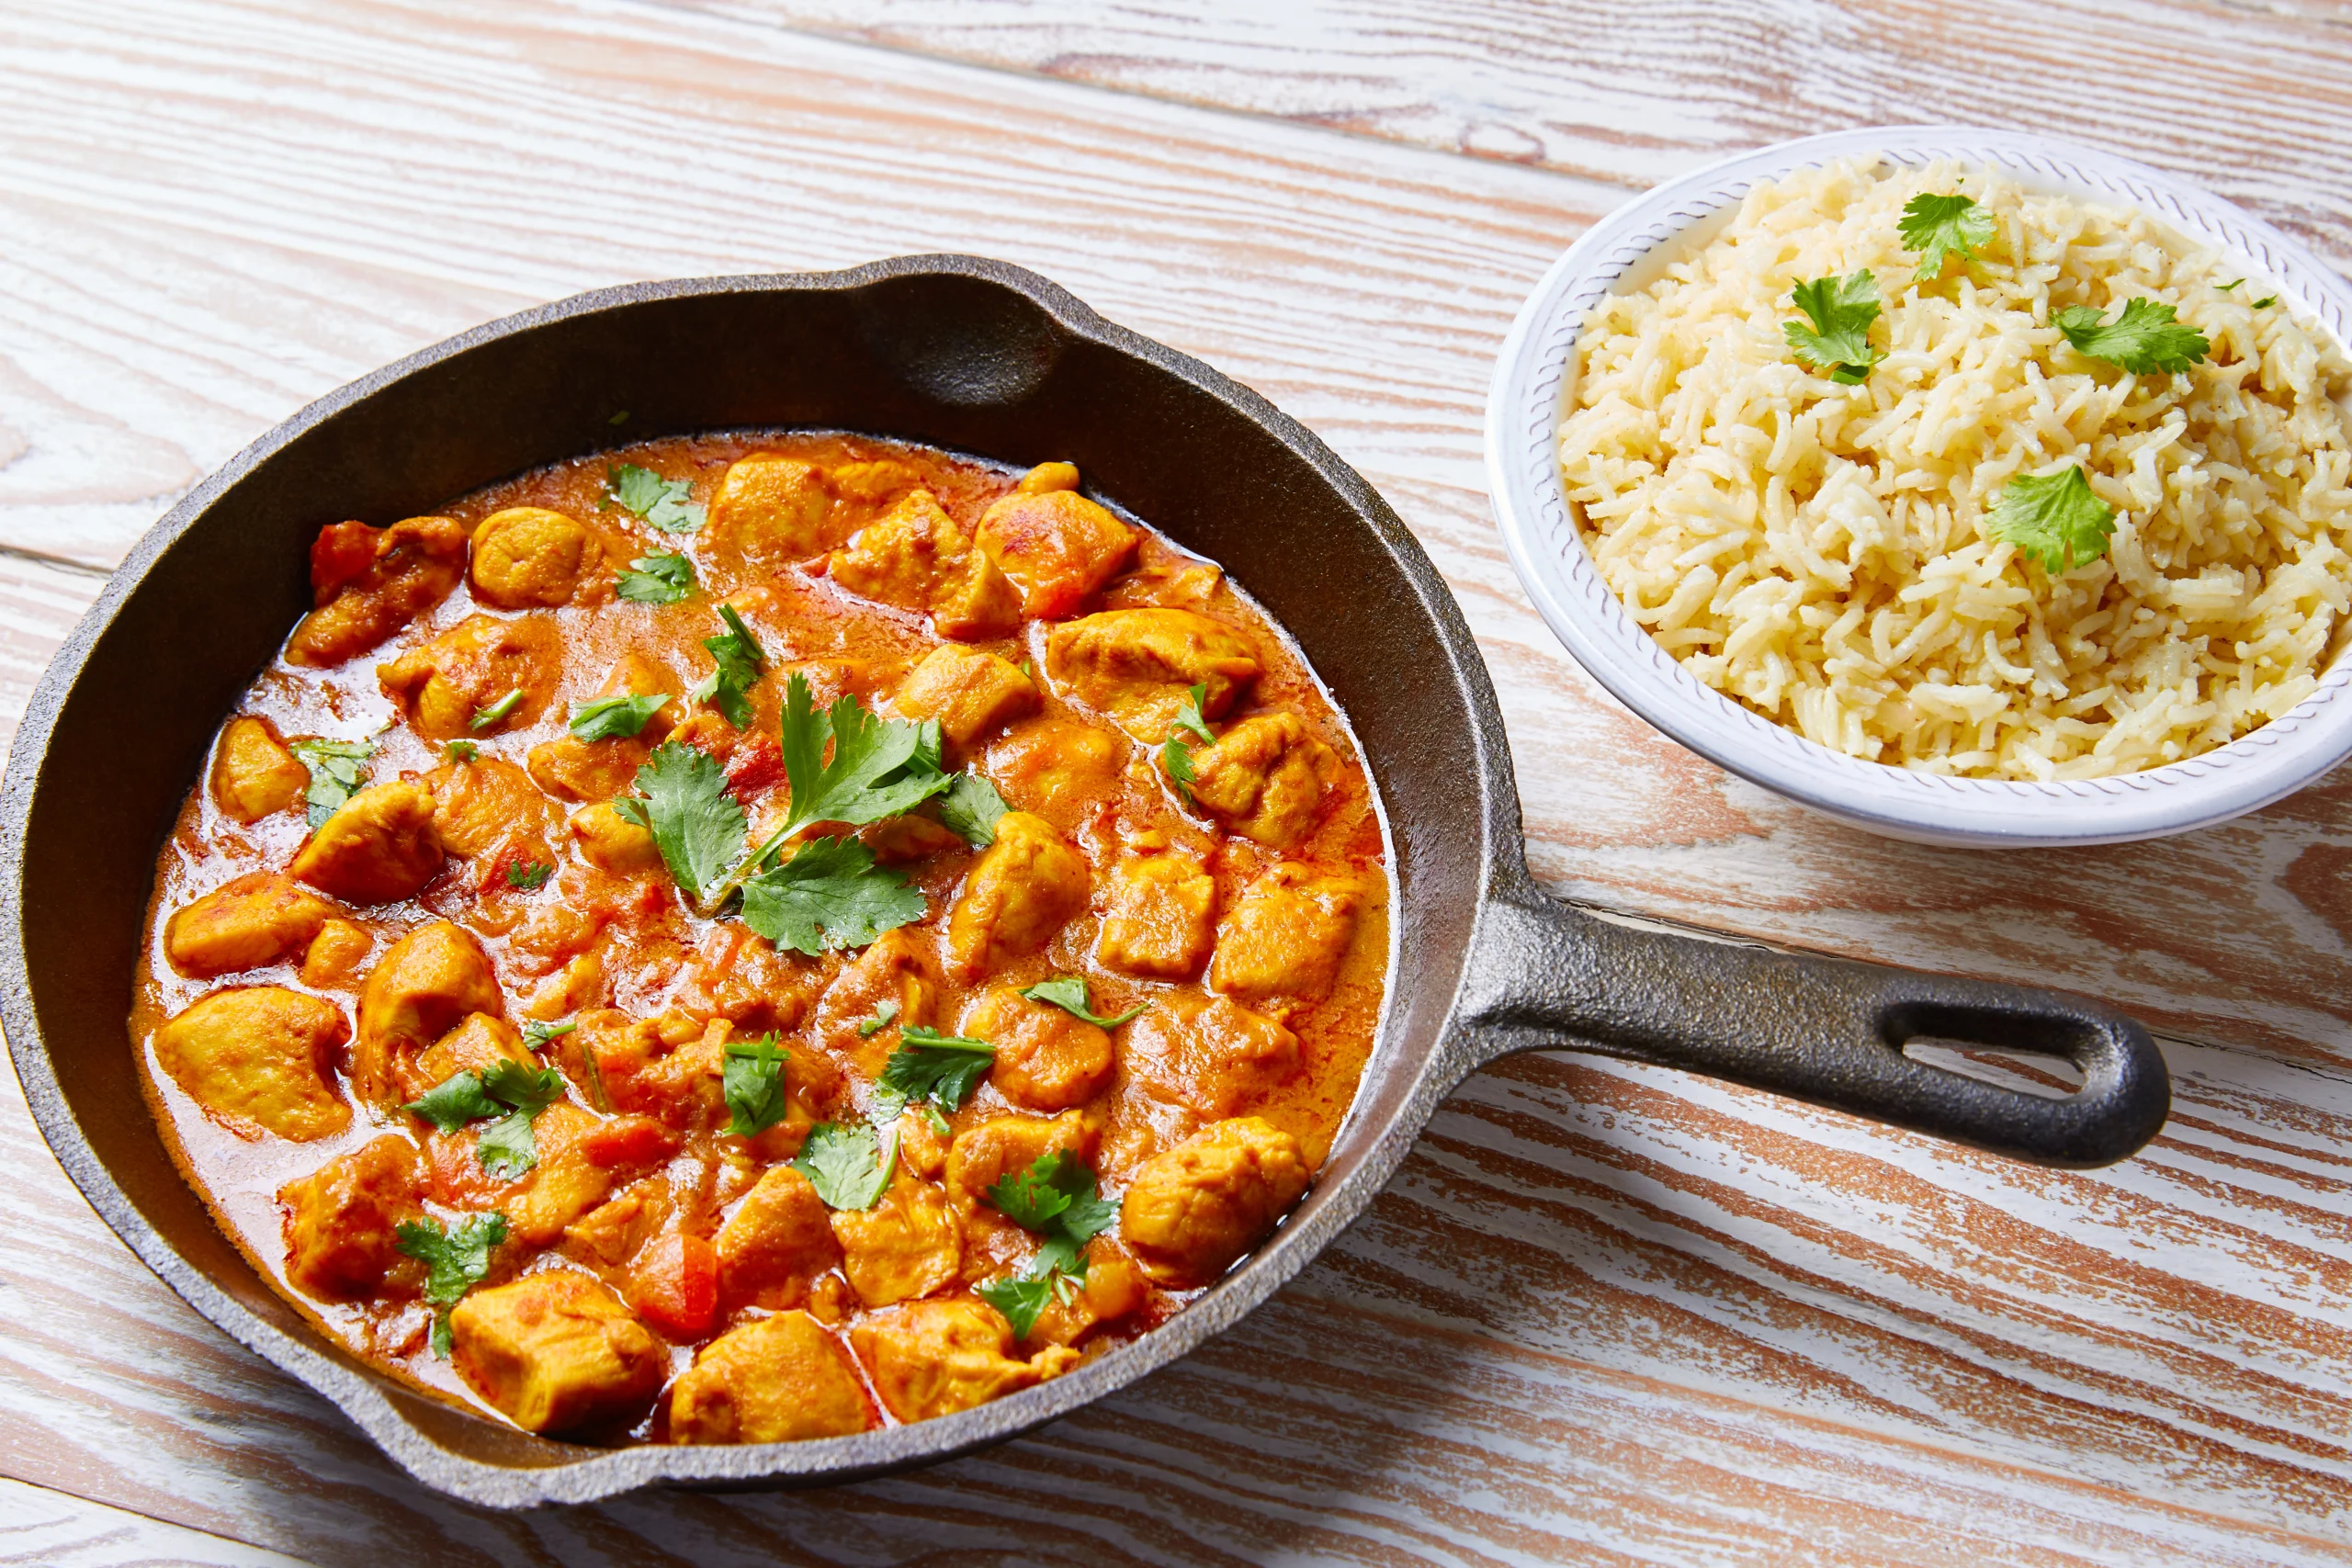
[0,1479,306,1567]
[6,0,2352,1561]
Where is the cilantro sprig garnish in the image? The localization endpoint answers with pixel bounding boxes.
[976,1151,1119,1337]
[612,741,748,902]
[616,551,695,604]
[505,861,552,891]
[1988,464,2117,574]
[2055,299,2210,375]
[1021,976,1147,1029]
[793,1120,898,1210]
[740,836,926,956]
[604,464,706,535]
[721,1034,789,1138]
[402,1059,568,1180]
[688,604,765,729]
[521,1018,575,1050]
[469,688,525,733]
[396,1212,509,1357]
[937,772,1010,847]
[288,737,375,830]
[1160,682,1214,802]
[1783,270,1884,385]
[569,692,670,742]
[871,1026,994,1133]
[1898,192,1993,280]
[774,674,956,836]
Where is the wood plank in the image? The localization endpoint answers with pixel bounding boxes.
[695,0,2352,265]
[0,1479,306,1568]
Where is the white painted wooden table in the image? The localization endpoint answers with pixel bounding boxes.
[9,2,2352,1562]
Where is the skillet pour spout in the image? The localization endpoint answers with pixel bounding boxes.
[0,255,2168,1507]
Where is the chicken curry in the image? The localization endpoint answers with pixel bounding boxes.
[131,432,1389,1444]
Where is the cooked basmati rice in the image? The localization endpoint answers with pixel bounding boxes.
[1558,157,2352,780]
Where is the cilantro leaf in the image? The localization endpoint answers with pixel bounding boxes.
[2055,298,2210,375]
[445,740,479,763]
[793,1121,897,1210]
[522,1019,575,1049]
[687,604,765,729]
[1898,192,1994,279]
[615,551,695,605]
[1170,682,1214,745]
[976,1274,1057,1338]
[1160,682,1214,803]
[857,1000,900,1039]
[720,1034,789,1138]
[469,688,525,733]
[612,740,747,901]
[775,673,956,834]
[288,738,375,831]
[985,1149,1093,1232]
[401,1071,500,1134]
[569,692,670,742]
[1988,464,2117,574]
[605,463,706,534]
[1020,976,1148,1029]
[395,1212,509,1357]
[871,1026,994,1123]
[404,1060,564,1180]
[937,773,1010,847]
[505,861,551,891]
[739,836,926,956]
[978,1151,1119,1334]
[1784,271,1884,384]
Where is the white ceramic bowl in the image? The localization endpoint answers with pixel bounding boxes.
[1486,125,2352,848]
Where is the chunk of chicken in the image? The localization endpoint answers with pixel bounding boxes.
[708,454,837,568]
[288,514,467,667]
[377,613,561,740]
[289,781,446,905]
[300,919,374,989]
[945,812,1090,980]
[164,873,336,979]
[715,1166,842,1310]
[508,1111,681,1247]
[859,812,966,865]
[152,987,351,1142]
[670,1311,871,1444]
[564,1011,726,1131]
[826,457,922,510]
[983,719,1125,829]
[1095,848,1216,980]
[892,646,1040,761]
[944,1111,1098,1216]
[449,1270,666,1435]
[354,920,502,1104]
[1122,993,1298,1119]
[812,928,940,1075]
[965,987,1114,1112]
[1210,864,1363,1011]
[1120,1116,1311,1288]
[569,803,661,875]
[1013,460,1080,496]
[831,1175,961,1307]
[469,506,601,607]
[1043,609,1259,741]
[828,489,1021,639]
[851,1298,1080,1423]
[411,1011,532,1089]
[277,1135,424,1301]
[210,716,309,823]
[1188,713,1340,848]
[974,486,1139,619]
[424,755,559,868]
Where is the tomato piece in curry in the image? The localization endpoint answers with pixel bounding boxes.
[130,433,1390,1443]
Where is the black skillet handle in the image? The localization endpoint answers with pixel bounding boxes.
[1457,886,2170,1168]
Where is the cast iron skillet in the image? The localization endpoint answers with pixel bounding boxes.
[0,256,2170,1508]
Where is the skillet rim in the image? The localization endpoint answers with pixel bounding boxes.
[0,255,1526,1506]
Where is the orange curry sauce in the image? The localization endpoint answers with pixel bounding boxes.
[130,432,1390,1444]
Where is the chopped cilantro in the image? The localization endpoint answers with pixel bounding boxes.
[2055,298,2210,374]
[1784,270,1884,385]
[401,1071,500,1133]
[871,1026,993,1126]
[1988,464,2117,574]
[469,688,525,733]
[401,1060,566,1182]
[605,463,706,534]
[977,1151,1119,1334]
[395,1212,509,1357]
[688,604,764,728]
[612,740,747,901]
[740,836,926,956]
[937,772,1010,847]
[569,692,671,742]
[2254,295,2278,310]
[521,1019,575,1050]
[1020,976,1147,1029]
[793,1121,897,1210]
[288,737,375,831]
[857,1000,901,1038]
[505,861,551,891]
[445,739,479,763]
[1897,192,1994,280]
[616,551,695,605]
[2218,278,2245,292]
[721,1034,789,1138]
